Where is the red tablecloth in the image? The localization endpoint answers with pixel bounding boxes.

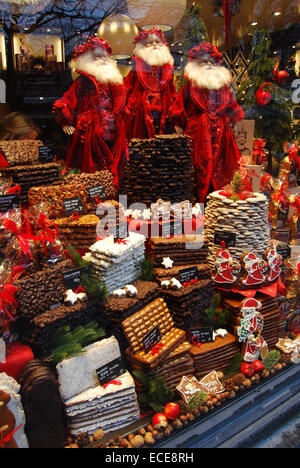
[0,342,34,380]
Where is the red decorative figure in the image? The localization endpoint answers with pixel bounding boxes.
[168,42,244,202]
[53,37,127,188]
[213,246,240,284]
[241,251,266,286]
[265,243,282,283]
[237,298,268,363]
[125,28,177,139]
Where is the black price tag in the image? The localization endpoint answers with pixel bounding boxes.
[63,197,84,217]
[88,185,106,202]
[63,266,89,290]
[214,230,236,248]
[190,327,214,344]
[39,145,54,163]
[142,326,161,354]
[96,356,126,387]
[0,194,19,212]
[179,266,199,285]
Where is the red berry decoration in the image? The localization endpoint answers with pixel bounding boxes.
[277,70,289,86]
[152,412,168,430]
[241,362,255,377]
[256,82,272,106]
[164,403,180,420]
[252,360,265,373]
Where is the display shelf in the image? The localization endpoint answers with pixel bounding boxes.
[88,364,300,449]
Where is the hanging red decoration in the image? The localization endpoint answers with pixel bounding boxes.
[256,83,273,106]
[277,70,289,86]
[223,0,234,48]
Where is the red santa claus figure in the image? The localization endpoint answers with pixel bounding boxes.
[213,246,240,284]
[168,42,244,202]
[125,28,177,139]
[53,36,127,187]
[265,244,282,283]
[238,298,268,362]
[241,251,267,287]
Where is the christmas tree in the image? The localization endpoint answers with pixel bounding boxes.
[238,29,295,158]
[175,2,210,91]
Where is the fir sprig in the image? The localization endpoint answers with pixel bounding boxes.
[263,350,281,371]
[185,391,207,412]
[133,371,175,412]
[140,256,156,282]
[51,321,105,364]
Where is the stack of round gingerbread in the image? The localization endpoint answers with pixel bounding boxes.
[205,191,271,266]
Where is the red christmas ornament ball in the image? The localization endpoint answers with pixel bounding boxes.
[164,403,180,420]
[256,90,272,106]
[152,412,169,430]
[277,70,289,85]
[252,360,265,373]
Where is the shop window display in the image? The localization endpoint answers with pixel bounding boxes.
[0,0,298,450]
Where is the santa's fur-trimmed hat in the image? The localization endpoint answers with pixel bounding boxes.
[72,36,112,60]
[188,42,223,64]
[133,27,168,45]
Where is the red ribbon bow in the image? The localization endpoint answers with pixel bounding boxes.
[103,380,122,390]
[7,185,21,197]
[71,212,80,220]
[3,219,33,258]
[151,343,164,356]
[116,239,128,245]
[94,195,104,205]
[74,286,85,294]
[183,278,199,287]
[38,213,59,254]
[0,284,18,321]
[192,336,202,348]
[0,424,23,447]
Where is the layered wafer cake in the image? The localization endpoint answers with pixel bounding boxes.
[121,134,196,206]
[205,191,271,266]
[18,360,67,448]
[190,333,240,379]
[2,162,61,203]
[57,337,140,436]
[105,280,160,351]
[84,232,146,294]
[222,293,280,350]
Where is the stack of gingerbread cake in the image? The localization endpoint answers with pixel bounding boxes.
[147,234,213,332]
[104,280,160,351]
[18,360,67,448]
[121,134,196,206]
[122,297,194,391]
[222,294,281,350]
[190,333,240,380]
[15,260,105,359]
[2,162,61,203]
[56,336,140,437]
[84,232,146,294]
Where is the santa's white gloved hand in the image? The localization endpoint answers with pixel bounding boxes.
[63,125,75,135]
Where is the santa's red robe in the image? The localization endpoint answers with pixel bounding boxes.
[168,83,244,202]
[125,57,177,139]
[53,70,127,188]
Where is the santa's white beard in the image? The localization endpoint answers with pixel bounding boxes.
[133,43,174,67]
[184,61,232,90]
[69,53,123,85]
